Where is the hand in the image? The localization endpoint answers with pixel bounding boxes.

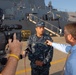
[35,60,44,66]
[46,40,52,46]
[21,50,26,58]
[8,33,22,56]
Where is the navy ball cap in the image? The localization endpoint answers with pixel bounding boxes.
[36,22,45,27]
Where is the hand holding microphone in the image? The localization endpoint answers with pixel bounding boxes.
[45,40,53,46]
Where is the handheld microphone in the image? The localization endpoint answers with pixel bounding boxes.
[19,48,31,59]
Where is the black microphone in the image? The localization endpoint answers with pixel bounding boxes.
[19,48,31,59]
[25,48,31,57]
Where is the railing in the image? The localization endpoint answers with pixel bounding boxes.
[28,14,62,37]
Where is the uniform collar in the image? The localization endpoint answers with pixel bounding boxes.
[35,34,44,38]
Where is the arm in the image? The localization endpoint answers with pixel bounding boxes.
[1,33,22,75]
[46,40,72,53]
[1,57,18,75]
[28,50,35,61]
[27,36,35,61]
[43,36,53,64]
[43,46,53,64]
[35,46,53,66]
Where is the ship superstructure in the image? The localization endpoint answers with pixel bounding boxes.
[0,0,76,36]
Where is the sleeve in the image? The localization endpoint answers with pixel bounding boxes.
[43,36,53,64]
[43,46,53,64]
[26,36,34,61]
[52,43,72,53]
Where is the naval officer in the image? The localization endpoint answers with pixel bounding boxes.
[27,22,53,75]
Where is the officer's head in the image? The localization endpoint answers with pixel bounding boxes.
[35,22,45,36]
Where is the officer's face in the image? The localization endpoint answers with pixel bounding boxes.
[36,26,45,35]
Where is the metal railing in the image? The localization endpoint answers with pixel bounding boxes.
[28,14,62,37]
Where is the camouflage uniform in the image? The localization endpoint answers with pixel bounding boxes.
[27,33,53,75]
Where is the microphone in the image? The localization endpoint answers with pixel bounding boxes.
[19,48,31,59]
[25,48,32,56]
